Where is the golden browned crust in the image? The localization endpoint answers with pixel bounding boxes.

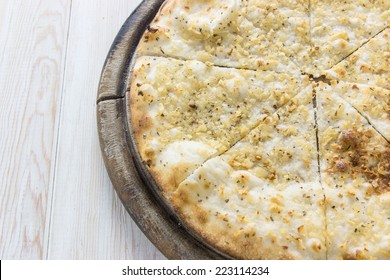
[129,61,179,195]
[172,186,298,260]
[129,67,153,157]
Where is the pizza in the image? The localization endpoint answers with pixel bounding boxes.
[129,0,390,259]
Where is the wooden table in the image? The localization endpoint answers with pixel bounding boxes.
[0,0,165,259]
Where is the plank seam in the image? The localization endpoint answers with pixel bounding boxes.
[45,0,74,260]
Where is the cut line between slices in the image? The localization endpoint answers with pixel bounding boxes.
[328,26,389,75]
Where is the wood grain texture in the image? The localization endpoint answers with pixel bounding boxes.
[0,0,71,259]
[46,0,165,259]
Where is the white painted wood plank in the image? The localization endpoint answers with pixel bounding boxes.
[0,0,71,259]
[48,0,165,259]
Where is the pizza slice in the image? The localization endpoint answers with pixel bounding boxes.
[311,0,389,74]
[317,84,390,259]
[325,28,390,90]
[172,87,327,259]
[326,81,390,141]
[136,0,300,73]
[130,56,310,196]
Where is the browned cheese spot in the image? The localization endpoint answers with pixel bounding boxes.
[342,249,369,260]
[375,148,390,194]
[338,129,360,151]
[336,69,346,78]
[351,84,359,90]
[334,159,351,173]
[329,129,390,194]
[342,253,357,260]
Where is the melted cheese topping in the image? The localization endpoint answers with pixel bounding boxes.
[317,85,390,259]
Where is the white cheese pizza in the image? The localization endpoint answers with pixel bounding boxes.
[129,0,390,259]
